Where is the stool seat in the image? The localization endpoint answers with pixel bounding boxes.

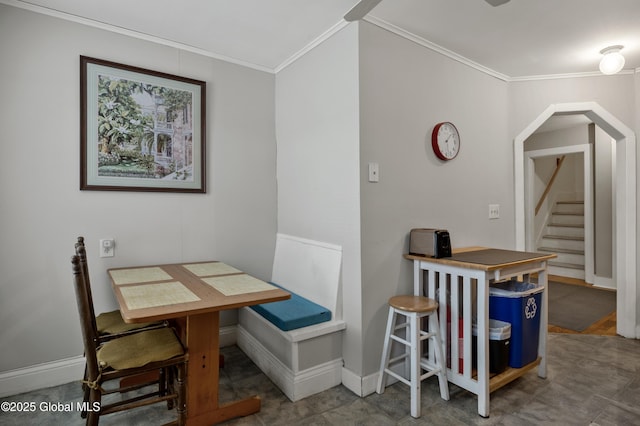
[389,295,438,313]
[377,295,449,418]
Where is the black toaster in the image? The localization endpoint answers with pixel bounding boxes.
[409,228,452,258]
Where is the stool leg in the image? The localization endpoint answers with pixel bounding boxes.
[409,312,421,418]
[377,307,396,394]
[429,311,450,401]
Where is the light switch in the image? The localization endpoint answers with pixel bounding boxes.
[368,162,379,182]
[489,204,500,219]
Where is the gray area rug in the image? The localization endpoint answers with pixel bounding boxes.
[547,281,616,331]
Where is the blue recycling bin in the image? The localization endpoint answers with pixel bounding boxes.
[489,280,543,368]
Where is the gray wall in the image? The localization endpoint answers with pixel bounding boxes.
[275,24,363,375]
[358,22,512,376]
[2,2,639,387]
[0,5,277,372]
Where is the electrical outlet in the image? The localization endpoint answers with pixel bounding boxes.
[99,239,115,257]
[489,204,500,219]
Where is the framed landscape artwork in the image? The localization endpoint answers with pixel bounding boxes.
[80,56,206,192]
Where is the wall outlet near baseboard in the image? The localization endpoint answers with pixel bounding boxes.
[99,238,115,257]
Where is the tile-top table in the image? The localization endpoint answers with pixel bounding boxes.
[108,261,290,425]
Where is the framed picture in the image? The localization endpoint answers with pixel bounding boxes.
[80,56,206,192]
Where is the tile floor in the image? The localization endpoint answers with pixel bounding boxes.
[1,333,639,425]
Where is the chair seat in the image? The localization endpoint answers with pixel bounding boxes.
[96,310,163,335]
[98,328,184,371]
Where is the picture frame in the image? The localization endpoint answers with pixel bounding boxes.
[80,56,206,193]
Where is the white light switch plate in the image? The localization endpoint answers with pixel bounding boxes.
[368,162,379,182]
[489,204,500,219]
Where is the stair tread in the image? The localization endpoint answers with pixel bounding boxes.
[542,234,584,241]
[549,261,584,269]
[538,247,584,255]
[547,223,584,228]
[556,201,584,204]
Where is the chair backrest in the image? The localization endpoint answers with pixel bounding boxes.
[75,237,99,336]
[71,255,101,379]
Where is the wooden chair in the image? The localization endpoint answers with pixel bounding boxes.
[75,237,169,416]
[71,254,188,426]
[377,295,449,418]
[75,237,165,341]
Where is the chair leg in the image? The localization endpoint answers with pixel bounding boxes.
[377,307,396,394]
[176,363,187,426]
[81,364,90,419]
[86,388,101,426]
[429,312,450,401]
[159,368,166,397]
[166,367,175,410]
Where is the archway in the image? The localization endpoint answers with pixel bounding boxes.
[514,102,636,338]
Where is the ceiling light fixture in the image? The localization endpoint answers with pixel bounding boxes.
[599,45,625,75]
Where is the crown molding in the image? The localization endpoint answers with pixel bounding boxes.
[363,15,638,83]
[4,0,637,81]
[363,16,511,82]
[274,19,350,74]
[1,0,275,73]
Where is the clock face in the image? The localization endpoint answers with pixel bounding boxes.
[432,122,460,161]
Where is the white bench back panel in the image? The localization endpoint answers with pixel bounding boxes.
[271,233,342,319]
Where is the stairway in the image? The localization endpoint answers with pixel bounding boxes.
[537,200,585,280]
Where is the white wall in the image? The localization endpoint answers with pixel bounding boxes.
[358,22,511,377]
[274,24,362,373]
[0,5,277,373]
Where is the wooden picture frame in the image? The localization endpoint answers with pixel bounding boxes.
[80,56,206,192]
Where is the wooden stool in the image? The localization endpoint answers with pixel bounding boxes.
[376,295,449,418]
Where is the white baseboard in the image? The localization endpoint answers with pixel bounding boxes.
[0,356,85,398]
[339,366,363,396]
[237,325,343,401]
[218,324,237,348]
[341,366,401,398]
[0,325,239,399]
[592,275,614,290]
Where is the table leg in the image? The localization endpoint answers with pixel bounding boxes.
[477,276,490,418]
[185,312,261,426]
[537,265,548,379]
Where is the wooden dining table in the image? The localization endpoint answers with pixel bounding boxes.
[108,260,290,426]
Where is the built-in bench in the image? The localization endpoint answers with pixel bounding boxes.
[237,233,346,401]
[250,283,331,331]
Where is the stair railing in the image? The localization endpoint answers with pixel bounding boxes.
[535,155,566,216]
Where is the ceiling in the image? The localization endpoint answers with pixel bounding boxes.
[9,0,640,79]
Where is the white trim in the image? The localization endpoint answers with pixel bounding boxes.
[508,69,636,82]
[514,102,637,338]
[218,325,237,348]
[524,144,594,283]
[0,356,85,398]
[593,275,615,290]
[275,232,343,253]
[362,16,635,82]
[274,20,350,74]
[363,16,510,82]
[0,326,237,398]
[4,0,633,81]
[1,0,274,73]
[236,326,343,402]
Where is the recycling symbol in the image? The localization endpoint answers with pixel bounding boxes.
[524,297,537,319]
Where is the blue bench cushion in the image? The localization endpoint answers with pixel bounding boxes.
[250,282,331,331]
